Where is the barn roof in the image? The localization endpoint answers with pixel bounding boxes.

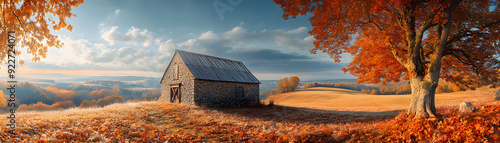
[166,49,261,84]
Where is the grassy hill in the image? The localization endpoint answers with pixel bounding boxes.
[0,101,396,142]
[0,87,498,142]
[265,87,497,111]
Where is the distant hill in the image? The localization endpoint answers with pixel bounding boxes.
[57,75,161,82]
[258,78,357,99]
[1,74,160,84]
[303,79,358,84]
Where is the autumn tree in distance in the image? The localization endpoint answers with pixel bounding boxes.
[274,0,500,118]
[276,76,301,94]
[0,0,84,65]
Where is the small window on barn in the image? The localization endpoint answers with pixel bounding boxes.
[235,86,244,98]
[173,65,179,80]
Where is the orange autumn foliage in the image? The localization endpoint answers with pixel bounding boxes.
[0,91,6,108]
[276,76,301,94]
[275,0,500,117]
[90,89,113,99]
[341,104,500,142]
[274,0,500,86]
[288,76,300,91]
[45,87,76,102]
[3,101,499,142]
[17,101,76,111]
[0,0,83,65]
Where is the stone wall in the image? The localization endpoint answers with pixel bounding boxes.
[194,79,259,107]
[160,53,195,105]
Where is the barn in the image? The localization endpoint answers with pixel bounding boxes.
[160,49,261,107]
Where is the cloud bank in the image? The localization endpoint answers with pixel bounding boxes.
[34,26,348,80]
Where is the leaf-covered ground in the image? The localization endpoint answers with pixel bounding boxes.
[0,100,498,142]
[342,104,500,142]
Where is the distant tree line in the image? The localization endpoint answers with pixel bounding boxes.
[85,79,160,88]
[302,81,461,95]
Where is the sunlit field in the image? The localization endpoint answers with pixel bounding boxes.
[0,86,499,142]
[0,101,393,142]
[266,87,497,111]
[0,0,498,142]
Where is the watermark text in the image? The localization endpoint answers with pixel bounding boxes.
[6,31,16,134]
[213,0,243,21]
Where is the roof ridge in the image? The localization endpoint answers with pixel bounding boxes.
[175,49,242,63]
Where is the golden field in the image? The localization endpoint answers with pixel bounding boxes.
[0,87,498,142]
[265,87,497,111]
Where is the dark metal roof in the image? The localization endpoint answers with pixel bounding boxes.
[175,49,260,84]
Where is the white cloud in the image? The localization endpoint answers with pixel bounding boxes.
[177,26,315,53]
[101,26,154,47]
[177,39,198,48]
[40,36,168,71]
[199,31,217,40]
[155,39,176,56]
[285,26,308,35]
[115,9,120,14]
[39,37,94,67]
[275,35,315,51]
[27,26,352,80]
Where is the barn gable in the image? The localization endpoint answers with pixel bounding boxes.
[160,51,191,84]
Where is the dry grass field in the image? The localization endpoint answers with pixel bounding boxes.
[0,87,498,142]
[0,101,396,142]
[265,86,497,112]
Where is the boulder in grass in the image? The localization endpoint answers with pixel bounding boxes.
[495,89,500,100]
[459,102,475,113]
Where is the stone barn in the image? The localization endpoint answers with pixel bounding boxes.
[160,49,260,107]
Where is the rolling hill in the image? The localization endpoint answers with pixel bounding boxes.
[0,87,498,142]
[265,87,498,111]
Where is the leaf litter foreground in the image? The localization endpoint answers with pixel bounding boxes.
[0,100,499,142]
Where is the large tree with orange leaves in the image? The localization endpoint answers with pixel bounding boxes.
[274,0,500,118]
[0,0,83,65]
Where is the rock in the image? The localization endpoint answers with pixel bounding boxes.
[459,102,475,113]
[495,89,500,100]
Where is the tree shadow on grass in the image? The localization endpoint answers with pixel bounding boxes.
[210,104,404,125]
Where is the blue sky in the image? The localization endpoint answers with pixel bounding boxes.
[14,0,355,80]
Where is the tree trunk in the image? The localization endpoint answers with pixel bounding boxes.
[407,77,438,118]
[406,0,458,119]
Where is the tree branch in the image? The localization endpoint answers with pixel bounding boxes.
[359,20,384,30]
[445,21,500,48]
[412,5,440,67]
[448,50,479,73]
[425,0,460,81]
[450,48,478,63]
[389,41,407,67]
[416,4,439,38]
[2,0,6,25]
[12,11,24,30]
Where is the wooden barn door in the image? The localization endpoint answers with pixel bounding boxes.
[170,84,181,103]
